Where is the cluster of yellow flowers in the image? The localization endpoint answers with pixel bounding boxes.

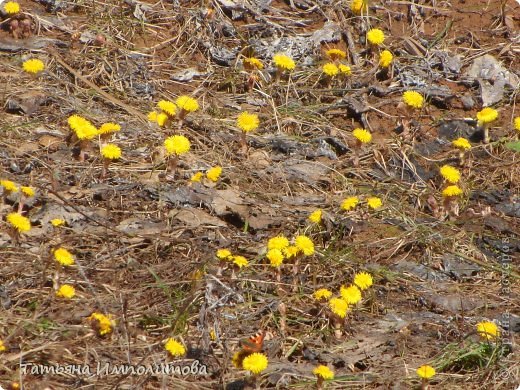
[190,166,222,183]
[265,233,314,268]
[148,95,199,126]
[215,248,249,269]
[314,272,373,319]
[439,165,463,199]
[341,195,382,211]
[1,179,36,234]
[88,312,116,336]
[322,48,352,79]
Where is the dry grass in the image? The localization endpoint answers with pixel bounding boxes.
[0,0,519,389]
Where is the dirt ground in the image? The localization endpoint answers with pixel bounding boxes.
[0,0,519,389]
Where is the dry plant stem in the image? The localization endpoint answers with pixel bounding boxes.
[292,257,300,292]
[275,268,282,294]
[483,125,490,144]
[316,376,325,390]
[239,132,248,154]
[278,301,287,333]
[247,74,255,92]
[251,374,261,390]
[443,197,459,219]
[101,159,109,179]
[17,197,25,213]
[168,155,179,178]
[420,378,430,390]
[78,140,89,162]
[333,318,342,339]
[9,228,20,245]
[458,150,465,166]
[275,68,282,83]
[353,140,362,167]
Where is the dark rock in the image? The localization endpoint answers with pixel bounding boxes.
[437,119,483,142]
[392,260,450,282]
[461,93,475,110]
[495,200,520,218]
[442,254,481,280]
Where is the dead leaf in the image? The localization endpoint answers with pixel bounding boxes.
[169,208,227,228]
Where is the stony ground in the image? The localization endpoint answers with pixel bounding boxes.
[0,0,519,389]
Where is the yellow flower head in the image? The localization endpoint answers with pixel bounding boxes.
[147,111,158,122]
[101,144,122,160]
[329,297,349,318]
[164,338,186,357]
[416,365,436,379]
[157,100,177,116]
[273,53,295,71]
[68,114,88,131]
[366,28,385,46]
[6,212,31,233]
[442,185,463,198]
[341,196,359,211]
[76,124,99,140]
[476,107,498,125]
[4,1,20,14]
[89,312,115,336]
[338,64,352,76]
[340,285,362,304]
[354,272,373,290]
[164,135,191,156]
[326,48,347,60]
[53,247,75,266]
[353,128,372,144]
[191,172,203,182]
[267,248,284,268]
[233,255,249,268]
[0,339,6,352]
[231,351,244,368]
[267,235,289,251]
[242,353,268,374]
[21,186,35,197]
[313,365,334,380]
[313,288,332,301]
[206,166,222,182]
[282,245,299,259]
[51,218,65,227]
[22,59,45,74]
[295,235,315,256]
[322,62,339,77]
[403,90,424,109]
[217,249,232,260]
[379,50,393,68]
[367,197,383,210]
[514,117,520,132]
[476,321,499,340]
[98,122,121,135]
[351,0,368,14]
[56,284,76,299]
[243,57,264,70]
[67,115,98,140]
[308,209,322,224]
[452,137,471,151]
[439,165,460,184]
[237,112,260,133]
[156,112,169,127]
[1,179,18,193]
[176,96,199,113]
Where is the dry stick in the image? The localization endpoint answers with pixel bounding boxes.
[47,47,148,124]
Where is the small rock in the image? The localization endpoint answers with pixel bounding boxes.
[460,93,475,110]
